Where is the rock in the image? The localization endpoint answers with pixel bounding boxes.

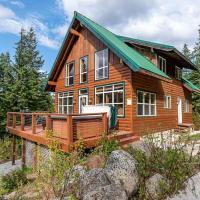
[145,173,167,199]
[130,140,151,157]
[168,172,200,200]
[83,183,128,200]
[86,155,106,169]
[77,168,110,199]
[3,191,17,199]
[104,150,139,197]
[21,192,39,199]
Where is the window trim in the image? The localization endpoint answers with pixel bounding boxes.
[184,98,189,113]
[79,55,88,84]
[94,48,109,81]
[137,90,157,117]
[164,95,172,109]
[94,82,125,117]
[175,66,182,80]
[158,56,167,73]
[58,91,74,114]
[65,61,75,86]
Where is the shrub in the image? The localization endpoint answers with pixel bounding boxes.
[0,168,29,195]
[193,113,200,130]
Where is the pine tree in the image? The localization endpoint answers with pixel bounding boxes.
[13,28,52,112]
[189,28,200,113]
[182,43,192,60]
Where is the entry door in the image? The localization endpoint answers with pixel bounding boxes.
[79,95,88,113]
[177,97,182,124]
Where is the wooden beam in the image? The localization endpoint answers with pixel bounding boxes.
[22,139,26,168]
[67,115,73,145]
[12,114,16,128]
[102,113,108,134]
[48,81,56,86]
[21,113,25,131]
[12,135,16,165]
[32,114,36,134]
[70,28,80,37]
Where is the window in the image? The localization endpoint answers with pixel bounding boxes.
[158,56,167,73]
[137,90,156,116]
[95,83,124,116]
[164,95,171,109]
[58,91,74,114]
[175,66,182,80]
[80,56,88,83]
[95,49,108,80]
[184,99,189,113]
[65,62,74,86]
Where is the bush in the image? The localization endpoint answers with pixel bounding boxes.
[0,136,22,162]
[193,113,200,130]
[0,168,29,195]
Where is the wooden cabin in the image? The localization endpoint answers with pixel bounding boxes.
[6,12,200,164]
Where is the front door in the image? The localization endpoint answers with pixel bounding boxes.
[177,97,182,124]
[79,89,89,113]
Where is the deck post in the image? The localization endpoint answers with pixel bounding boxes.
[32,114,36,134]
[22,138,26,168]
[66,115,73,145]
[7,113,10,127]
[102,113,108,134]
[21,113,25,131]
[12,114,16,128]
[45,114,51,132]
[12,135,16,165]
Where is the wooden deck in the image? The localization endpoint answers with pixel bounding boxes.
[6,112,139,152]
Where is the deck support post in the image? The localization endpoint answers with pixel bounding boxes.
[12,114,16,128]
[22,138,26,168]
[45,114,52,132]
[67,115,73,146]
[21,114,25,131]
[12,135,16,165]
[102,113,108,134]
[32,114,36,134]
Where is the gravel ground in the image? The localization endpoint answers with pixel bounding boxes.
[0,159,21,176]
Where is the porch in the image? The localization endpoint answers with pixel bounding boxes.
[6,112,139,152]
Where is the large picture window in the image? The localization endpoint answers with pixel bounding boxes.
[95,83,124,116]
[137,90,156,116]
[80,56,88,83]
[58,91,74,114]
[65,62,74,86]
[95,49,108,80]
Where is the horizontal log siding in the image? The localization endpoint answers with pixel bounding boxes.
[132,72,193,135]
[54,27,133,131]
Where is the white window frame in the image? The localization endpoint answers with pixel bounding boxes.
[80,56,88,84]
[184,99,189,113]
[58,91,74,114]
[164,95,171,109]
[95,83,124,117]
[95,48,109,80]
[175,66,182,80]
[65,62,74,86]
[158,56,167,73]
[137,90,157,116]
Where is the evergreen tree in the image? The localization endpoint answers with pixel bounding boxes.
[182,43,192,60]
[189,28,200,113]
[13,28,52,112]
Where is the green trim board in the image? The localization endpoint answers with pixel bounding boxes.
[182,77,200,92]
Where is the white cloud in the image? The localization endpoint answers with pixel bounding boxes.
[10,0,25,8]
[52,23,69,37]
[0,4,60,49]
[57,0,200,49]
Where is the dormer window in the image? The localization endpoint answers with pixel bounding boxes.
[175,66,182,80]
[158,56,167,73]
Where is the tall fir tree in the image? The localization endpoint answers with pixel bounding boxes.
[13,28,52,112]
[189,28,200,114]
[182,43,192,60]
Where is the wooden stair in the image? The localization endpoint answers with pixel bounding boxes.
[174,123,194,133]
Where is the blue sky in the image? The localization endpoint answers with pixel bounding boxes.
[0,0,200,73]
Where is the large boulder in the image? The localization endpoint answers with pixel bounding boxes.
[83,183,128,200]
[130,140,151,157]
[145,173,167,199]
[104,150,139,196]
[168,172,200,200]
[76,168,110,199]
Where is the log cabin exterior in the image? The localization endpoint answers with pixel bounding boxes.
[6,12,200,161]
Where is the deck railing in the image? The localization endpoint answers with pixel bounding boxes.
[6,112,108,146]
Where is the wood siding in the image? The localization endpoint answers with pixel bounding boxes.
[54,27,133,131]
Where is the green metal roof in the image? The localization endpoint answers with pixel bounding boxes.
[182,77,200,92]
[75,12,170,80]
[117,35,175,50]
